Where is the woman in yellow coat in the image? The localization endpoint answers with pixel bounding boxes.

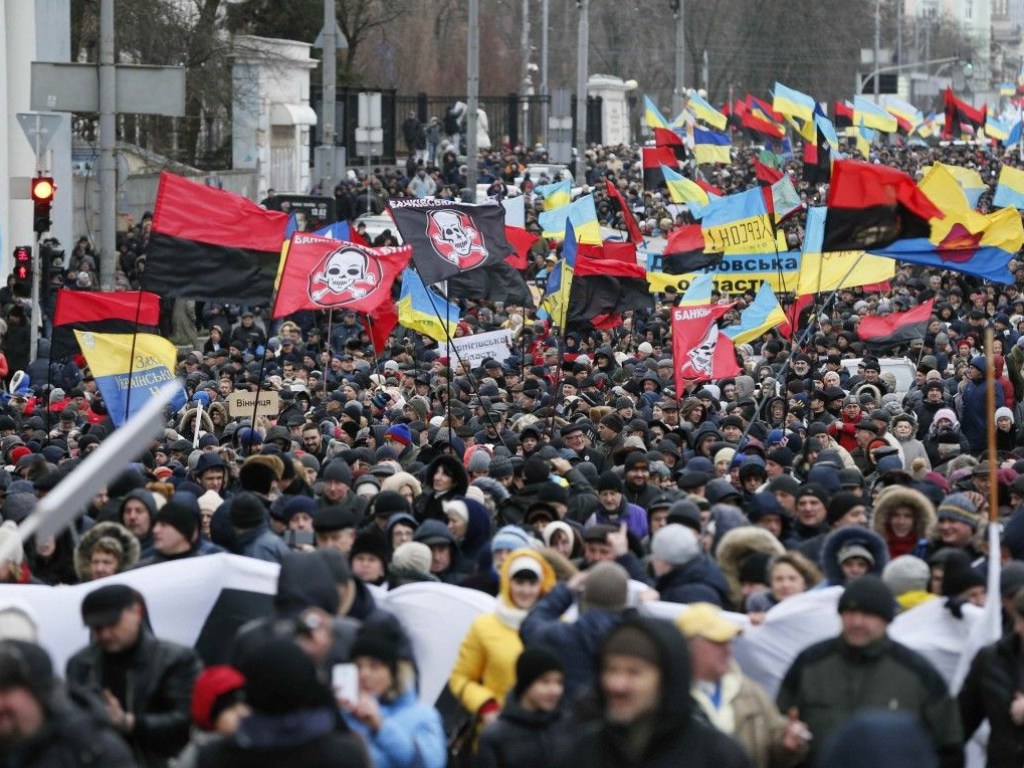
[448,548,556,728]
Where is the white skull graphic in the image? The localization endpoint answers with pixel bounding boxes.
[433,210,475,257]
[321,248,369,295]
[687,322,718,376]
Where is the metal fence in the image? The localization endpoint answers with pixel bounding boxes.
[395,93,553,152]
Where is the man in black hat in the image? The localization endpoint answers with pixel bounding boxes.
[560,424,605,472]
[0,639,134,766]
[66,585,202,767]
[777,576,962,768]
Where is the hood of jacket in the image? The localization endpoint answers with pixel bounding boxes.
[497,547,556,609]
[275,551,340,616]
[715,525,785,606]
[73,521,141,581]
[596,617,693,733]
[821,525,890,585]
[424,454,469,496]
[871,485,936,542]
[657,555,731,604]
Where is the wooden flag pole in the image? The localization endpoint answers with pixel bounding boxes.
[985,327,998,524]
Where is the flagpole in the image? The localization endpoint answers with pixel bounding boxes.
[323,307,334,404]
[362,312,381,376]
[122,284,150,425]
[246,305,277,455]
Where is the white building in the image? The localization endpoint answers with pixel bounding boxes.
[232,36,318,199]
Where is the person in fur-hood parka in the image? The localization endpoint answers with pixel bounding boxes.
[715,525,785,609]
[73,521,141,581]
[871,485,935,560]
[821,526,889,586]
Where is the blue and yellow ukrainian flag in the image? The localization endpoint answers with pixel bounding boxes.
[772,82,816,122]
[723,281,789,345]
[985,116,1011,143]
[397,268,460,342]
[1001,82,1016,97]
[700,187,775,254]
[538,194,601,244]
[677,272,715,306]
[853,97,897,133]
[535,180,571,211]
[687,91,727,130]
[539,222,578,329]
[693,127,731,165]
[644,95,671,130]
[1006,120,1022,147]
[931,162,987,209]
[74,331,185,426]
[661,165,715,218]
[797,208,894,295]
[993,165,1024,210]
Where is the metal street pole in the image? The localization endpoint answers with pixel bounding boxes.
[98,0,116,290]
[466,0,479,199]
[520,0,530,145]
[321,0,337,188]
[873,0,881,98]
[541,0,549,148]
[575,0,589,186]
[673,0,685,115]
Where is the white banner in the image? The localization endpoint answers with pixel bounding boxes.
[439,329,513,369]
[0,558,987,710]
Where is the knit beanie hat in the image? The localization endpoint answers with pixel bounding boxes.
[936,493,980,529]
[600,413,625,433]
[322,459,353,486]
[882,555,930,597]
[350,530,389,564]
[837,574,895,622]
[597,471,624,493]
[349,618,409,667]
[229,492,267,529]
[940,550,985,598]
[513,646,564,698]
[154,500,198,543]
[371,490,409,518]
[581,561,629,612]
[523,456,550,484]
[765,446,795,469]
[651,523,700,567]
[197,490,223,514]
[537,483,570,505]
[281,495,317,524]
[384,424,412,447]
[601,622,661,666]
[827,492,865,527]
[239,638,334,714]
[488,455,514,480]
[466,450,491,474]
[442,498,470,525]
[492,525,532,553]
[391,541,432,574]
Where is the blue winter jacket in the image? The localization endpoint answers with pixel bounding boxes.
[344,689,446,768]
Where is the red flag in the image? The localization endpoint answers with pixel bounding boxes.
[504,225,538,269]
[604,179,644,244]
[642,146,681,188]
[696,179,724,196]
[364,302,398,354]
[754,159,784,185]
[654,127,685,148]
[943,87,986,138]
[575,242,645,278]
[834,100,854,128]
[856,299,935,344]
[273,234,411,318]
[672,303,741,391]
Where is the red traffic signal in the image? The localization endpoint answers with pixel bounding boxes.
[12,245,32,283]
[31,177,55,203]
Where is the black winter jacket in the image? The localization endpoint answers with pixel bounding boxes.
[959,632,1024,768]
[474,699,567,768]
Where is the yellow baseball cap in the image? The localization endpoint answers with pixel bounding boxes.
[675,603,742,643]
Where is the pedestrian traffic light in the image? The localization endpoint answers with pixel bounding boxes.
[30,176,55,234]
[12,245,32,287]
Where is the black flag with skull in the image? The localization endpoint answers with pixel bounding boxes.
[388,198,515,291]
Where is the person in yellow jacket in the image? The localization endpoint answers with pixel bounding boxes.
[448,547,556,729]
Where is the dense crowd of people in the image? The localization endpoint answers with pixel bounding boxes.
[2,134,1024,767]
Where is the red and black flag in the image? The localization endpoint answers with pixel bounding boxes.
[740,96,786,139]
[754,159,785,185]
[388,198,513,289]
[567,242,651,331]
[144,172,290,304]
[604,179,644,244]
[273,233,411,318]
[821,160,943,252]
[653,128,688,163]
[802,120,832,185]
[857,298,935,348]
[943,87,986,138]
[834,101,854,129]
[51,290,161,360]
[661,225,723,274]
[642,146,680,189]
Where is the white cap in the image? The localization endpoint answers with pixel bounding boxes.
[508,556,544,580]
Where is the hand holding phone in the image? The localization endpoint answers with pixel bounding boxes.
[332,663,359,704]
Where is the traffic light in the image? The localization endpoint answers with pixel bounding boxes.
[30,176,55,234]
[12,245,32,289]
